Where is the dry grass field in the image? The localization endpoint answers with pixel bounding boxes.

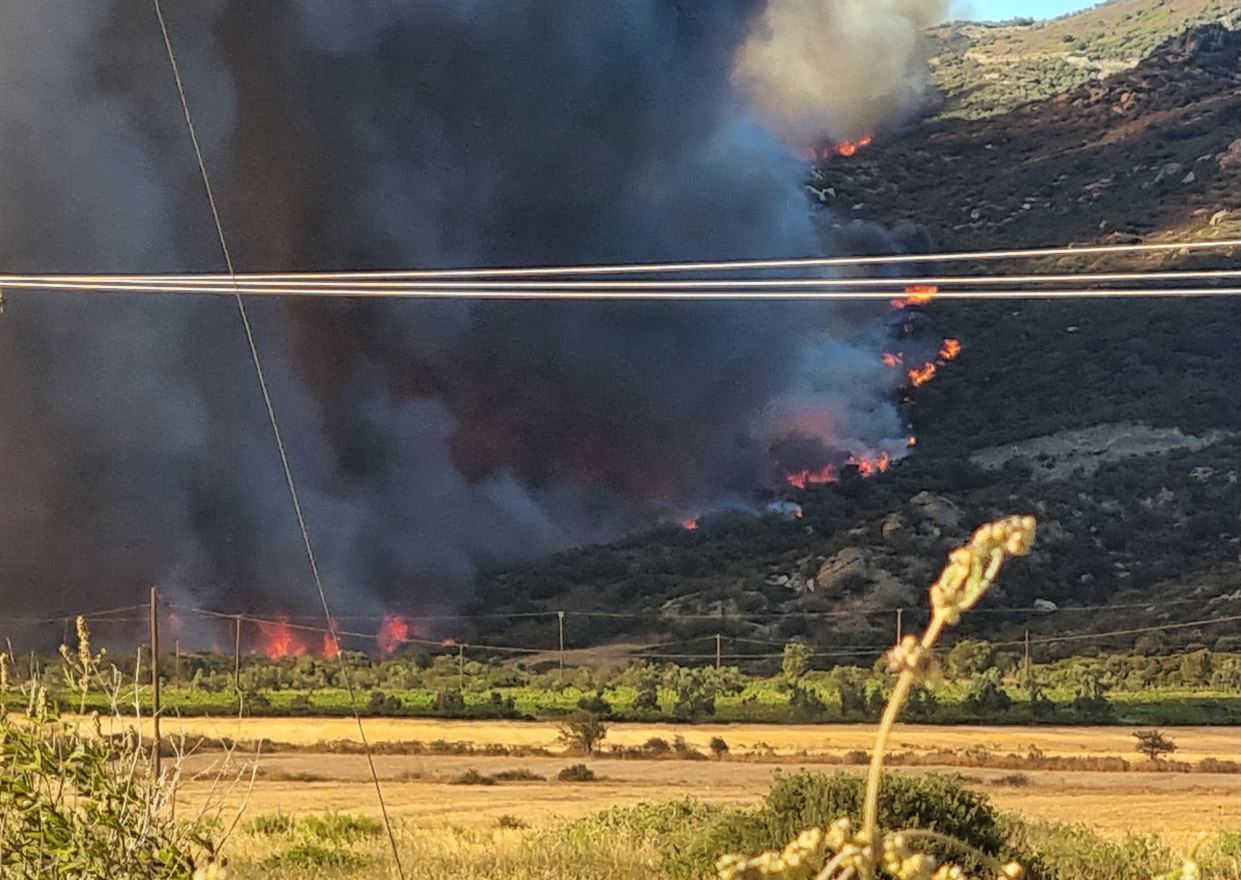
[137,716,1241,849]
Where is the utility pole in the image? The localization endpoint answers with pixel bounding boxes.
[458,643,465,691]
[557,611,565,671]
[150,587,161,778]
[895,608,904,643]
[715,634,722,670]
[1024,629,1032,692]
[174,640,181,687]
[233,616,242,695]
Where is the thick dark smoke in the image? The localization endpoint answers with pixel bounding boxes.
[0,1,916,627]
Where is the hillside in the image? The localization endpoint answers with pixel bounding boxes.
[927,0,1240,119]
[470,24,1241,661]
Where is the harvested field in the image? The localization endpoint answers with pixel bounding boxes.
[158,718,1241,849]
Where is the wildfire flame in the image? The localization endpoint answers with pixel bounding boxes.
[257,616,309,659]
[785,450,893,489]
[940,338,962,361]
[804,134,874,162]
[908,362,938,388]
[891,284,938,310]
[377,614,410,655]
[682,517,699,531]
[882,352,903,368]
[322,623,340,660]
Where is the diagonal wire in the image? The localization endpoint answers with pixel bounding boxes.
[149,2,405,873]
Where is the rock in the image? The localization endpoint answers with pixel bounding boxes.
[1211,209,1230,227]
[1220,138,1241,170]
[909,491,962,530]
[1032,599,1058,613]
[1153,162,1183,184]
[1182,171,1197,184]
[817,548,871,593]
[881,513,905,541]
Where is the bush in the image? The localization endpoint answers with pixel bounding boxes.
[709,736,730,758]
[558,763,598,782]
[433,689,466,716]
[451,769,496,785]
[261,842,368,870]
[0,710,210,878]
[788,683,828,721]
[497,814,528,829]
[492,768,546,782]
[298,812,383,844]
[644,736,671,755]
[675,772,1008,879]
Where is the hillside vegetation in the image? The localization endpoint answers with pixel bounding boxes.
[928,0,1240,119]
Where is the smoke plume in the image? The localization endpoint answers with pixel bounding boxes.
[734,0,950,143]
[0,0,926,628]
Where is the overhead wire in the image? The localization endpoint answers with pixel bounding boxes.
[3,236,1239,283]
[148,2,405,874]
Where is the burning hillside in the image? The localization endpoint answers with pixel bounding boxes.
[0,0,949,627]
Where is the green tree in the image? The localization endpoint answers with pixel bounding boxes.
[781,642,811,681]
[557,713,609,754]
[1133,729,1177,762]
[946,639,996,678]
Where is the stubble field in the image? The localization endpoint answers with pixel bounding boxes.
[146,717,1241,847]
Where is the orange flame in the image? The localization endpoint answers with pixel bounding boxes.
[786,464,839,489]
[442,638,457,648]
[907,436,918,447]
[891,284,938,310]
[322,622,340,660]
[835,134,873,157]
[882,352,903,368]
[257,616,309,659]
[940,338,962,360]
[849,451,892,478]
[377,614,410,655]
[908,362,938,387]
[682,517,699,531]
[804,134,874,162]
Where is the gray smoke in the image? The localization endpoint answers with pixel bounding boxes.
[0,0,913,625]
[734,0,950,144]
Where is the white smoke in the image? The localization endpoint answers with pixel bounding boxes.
[734,0,951,144]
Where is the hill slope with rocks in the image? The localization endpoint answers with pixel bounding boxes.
[469,23,1241,662]
[927,0,1240,120]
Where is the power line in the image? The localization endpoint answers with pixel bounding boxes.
[5,236,1239,282]
[11,280,1241,301]
[148,3,404,873]
[9,266,1241,292]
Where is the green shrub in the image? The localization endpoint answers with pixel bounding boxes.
[298,812,383,844]
[0,706,212,878]
[674,772,1007,879]
[558,763,598,782]
[261,841,368,870]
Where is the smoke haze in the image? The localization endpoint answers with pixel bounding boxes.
[735,0,950,143]
[0,1,933,625]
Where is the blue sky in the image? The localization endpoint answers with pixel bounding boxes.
[960,0,1097,21]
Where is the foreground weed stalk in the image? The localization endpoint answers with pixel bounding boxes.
[717,515,1037,880]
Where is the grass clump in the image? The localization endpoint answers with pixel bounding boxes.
[260,841,369,870]
[299,812,383,844]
